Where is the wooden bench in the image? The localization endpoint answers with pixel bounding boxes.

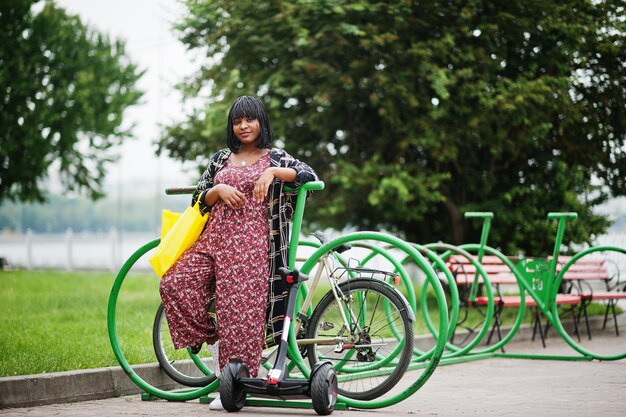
[447,255,583,347]
[555,256,626,338]
[450,255,613,284]
[448,254,625,342]
[449,255,517,286]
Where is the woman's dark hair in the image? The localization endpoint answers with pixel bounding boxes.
[226,96,272,152]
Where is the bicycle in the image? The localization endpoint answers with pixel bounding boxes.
[293,232,415,400]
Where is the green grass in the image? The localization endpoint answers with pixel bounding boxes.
[2,269,620,377]
[0,270,161,377]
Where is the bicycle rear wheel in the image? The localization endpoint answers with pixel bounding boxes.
[152,303,217,387]
[305,278,414,400]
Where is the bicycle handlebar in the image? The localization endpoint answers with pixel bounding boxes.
[165,186,196,195]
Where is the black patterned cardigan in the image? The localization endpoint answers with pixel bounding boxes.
[191,147,318,346]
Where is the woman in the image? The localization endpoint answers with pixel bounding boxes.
[159,95,317,409]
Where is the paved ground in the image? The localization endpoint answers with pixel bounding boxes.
[2,335,625,417]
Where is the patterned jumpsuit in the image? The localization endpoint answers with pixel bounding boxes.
[159,153,270,377]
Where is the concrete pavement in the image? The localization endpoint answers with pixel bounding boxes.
[2,334,626,416]
[2,356,625,416]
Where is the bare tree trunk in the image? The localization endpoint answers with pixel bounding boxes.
[444,198,465,245]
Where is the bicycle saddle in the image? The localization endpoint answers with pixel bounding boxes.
[312,231,351,254]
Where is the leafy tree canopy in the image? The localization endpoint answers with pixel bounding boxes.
[0,0,143,203]
[159,0,625,255]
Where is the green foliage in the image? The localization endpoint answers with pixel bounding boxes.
[159,0,625,255]
[0,0,143,204]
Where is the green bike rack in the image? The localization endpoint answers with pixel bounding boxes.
[550,245,626,360]
[294,231,449,409]
[359,242,463,360]
[416,242,495,359]
[107,238,220,401]
[457,212,626,360]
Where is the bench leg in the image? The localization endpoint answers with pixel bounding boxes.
[610,300,619,336]
[486,304,505,352]
[602,302,611,330]
[571,305,581,342]
[497,331,505,353]
[531,312,538,341]
[495,312,505,351]
[486,309,501,344]
[538,310,547,348]
[451,305,474,346]
[532,309,547,348]
[579,300,592,340]
[542,313,551,339]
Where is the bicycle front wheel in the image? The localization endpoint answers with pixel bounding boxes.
[305,278,414,400]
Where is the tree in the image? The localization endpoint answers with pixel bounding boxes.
[159,0,625,255]
[0,0,143,203]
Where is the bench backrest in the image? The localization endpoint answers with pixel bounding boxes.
[448,255,610,283]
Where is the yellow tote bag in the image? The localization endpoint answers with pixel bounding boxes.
[160,209,182,239]
[149,202,209,277]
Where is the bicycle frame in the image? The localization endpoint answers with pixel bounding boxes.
[293,250,405,348]
[293,252,354,347]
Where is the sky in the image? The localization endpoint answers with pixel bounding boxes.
[54,0,199,194]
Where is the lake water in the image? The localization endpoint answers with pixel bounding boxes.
[1,230,626,273]
[0,230,158,271]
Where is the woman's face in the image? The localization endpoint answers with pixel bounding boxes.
[232,116,261,146]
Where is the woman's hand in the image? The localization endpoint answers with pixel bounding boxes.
[215,184,247,209]
[253,167,298,202]
[253,168,275,203]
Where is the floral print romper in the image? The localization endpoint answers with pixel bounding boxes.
[160,153,270,377]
